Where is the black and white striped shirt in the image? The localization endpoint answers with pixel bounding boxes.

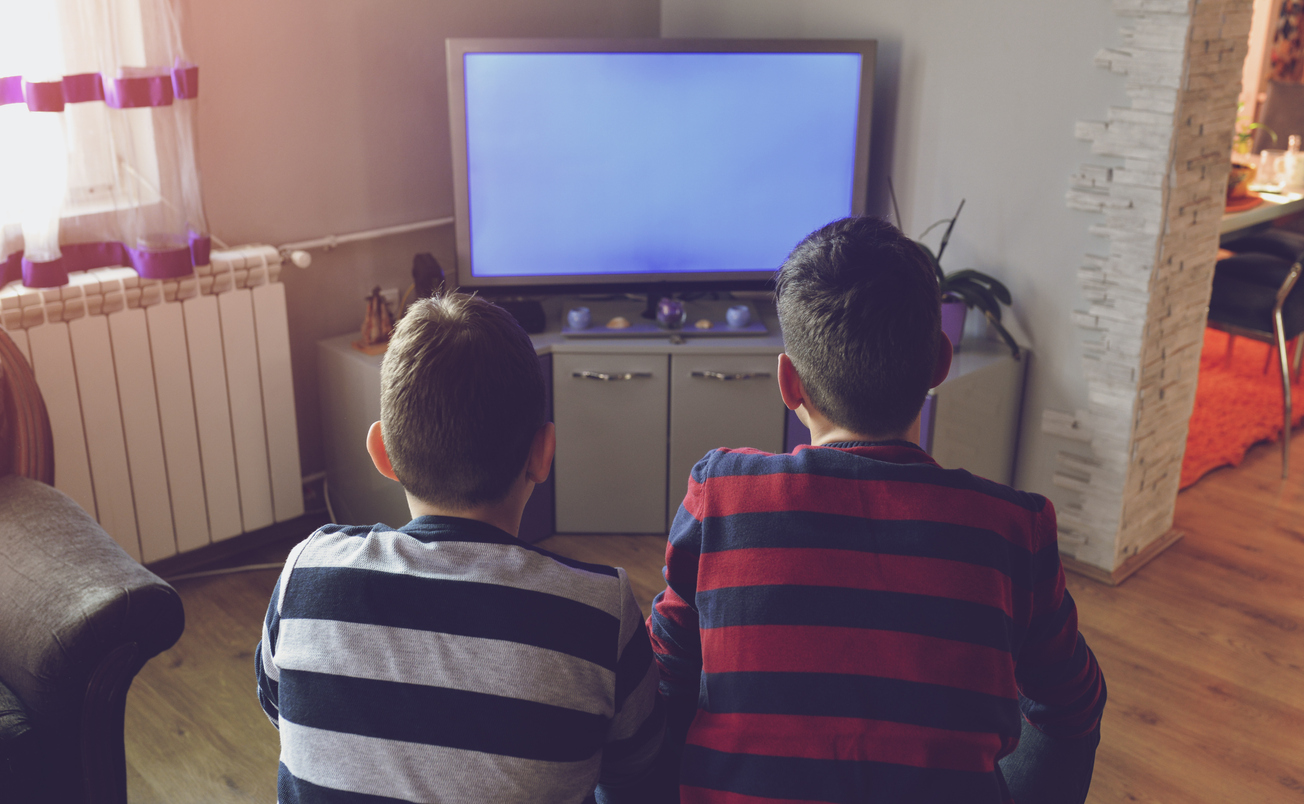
[256,516,664,803]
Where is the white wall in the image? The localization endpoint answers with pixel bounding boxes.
[663,0,1131,504]
[179,0,661,476]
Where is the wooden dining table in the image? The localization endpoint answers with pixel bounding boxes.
[1220,189,1304,238]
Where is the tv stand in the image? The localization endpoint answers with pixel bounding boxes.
[317,297,1027,541]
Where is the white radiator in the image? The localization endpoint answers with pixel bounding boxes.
[0,246,303,563]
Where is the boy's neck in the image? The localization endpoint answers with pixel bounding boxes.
[404,478,532,538]
[801,408,919,447]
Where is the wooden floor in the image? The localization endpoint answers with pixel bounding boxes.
[124,441,1304,802]
[1072,440,1304,803]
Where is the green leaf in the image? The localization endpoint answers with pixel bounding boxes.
[918,218,952,242]
[948,279,1003,321]
[983,309,1021,359]
[984,276,1012,306]
[942,269,1011,306]
[935,199,965,263]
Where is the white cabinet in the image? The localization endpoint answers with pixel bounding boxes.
[928,349,1026,487]
[668,353,785,526]
[552,350,786,535]
[317,298,1028,540]
[552,353,670,534]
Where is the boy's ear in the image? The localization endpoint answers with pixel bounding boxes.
[930,332,955,389]
[525,422,556,484]
[777,353,806,412]
[367,421,400,482]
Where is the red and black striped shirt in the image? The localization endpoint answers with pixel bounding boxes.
[648,441,1105,804]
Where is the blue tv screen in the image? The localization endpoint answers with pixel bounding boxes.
[447,40,876,290]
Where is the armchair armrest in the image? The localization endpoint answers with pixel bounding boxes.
[0,475,185,803]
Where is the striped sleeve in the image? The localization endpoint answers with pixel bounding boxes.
[649,458,710,765]
[649,472,706,700]
[596,569,666,798]
[255,575,281,727]
[1014,503,1107,738]
[255,535,315,729]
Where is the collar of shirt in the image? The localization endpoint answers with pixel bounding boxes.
[396,514,521,546]
[804,439,940,467]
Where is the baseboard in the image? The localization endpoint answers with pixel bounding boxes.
[145,512,329,580]
[1062,528,1184,586]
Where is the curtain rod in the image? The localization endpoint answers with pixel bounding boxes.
[276,217,455,267]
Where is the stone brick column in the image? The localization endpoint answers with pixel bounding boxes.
[1053,0,1252,575]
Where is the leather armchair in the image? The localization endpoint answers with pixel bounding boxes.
[0,328,185,803]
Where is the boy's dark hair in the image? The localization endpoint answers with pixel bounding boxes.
[380,293,546,508]
[775,216,942,437]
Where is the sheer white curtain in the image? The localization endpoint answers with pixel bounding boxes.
[0,0,207,288]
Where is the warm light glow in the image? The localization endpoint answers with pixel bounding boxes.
[0,0,66,80]
[0,0,194,266]
[0,0,69,260]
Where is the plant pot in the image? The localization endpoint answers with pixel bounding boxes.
[941,297,966,350]
[1228,161,1255,199]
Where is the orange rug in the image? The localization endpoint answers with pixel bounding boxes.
[1180,328,1304,488]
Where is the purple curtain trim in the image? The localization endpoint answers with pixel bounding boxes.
[62,241,130,269]
[63,73,106,103]
[1,253,22,286]
[189,233,211,266]
[24,80,65,112]
[130,245,193,279]
[0,76,23,106]
[0,70,196,110]
[1,240,198,287]
[106,74,174,109]
[22,256,69,289]
[172,65,199,100]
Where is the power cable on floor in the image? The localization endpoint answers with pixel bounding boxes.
[163,474,339,584]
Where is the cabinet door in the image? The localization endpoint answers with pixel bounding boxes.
[930,354,1026,484]
[554,353,669,533]
[668,353,785,526]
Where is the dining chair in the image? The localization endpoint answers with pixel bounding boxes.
[1206,246,1304,477]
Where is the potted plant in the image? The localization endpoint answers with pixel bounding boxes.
[888,185,1019,358]
[1230,103,1275,198]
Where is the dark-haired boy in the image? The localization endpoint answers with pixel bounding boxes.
[649,217,1106,803]
[256,294,665,803]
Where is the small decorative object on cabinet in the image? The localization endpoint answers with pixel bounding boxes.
[411,253,446,302]
[566,306,591,330]
[656,297,687,329]
[726,304,752,328]
[353,286,394,355]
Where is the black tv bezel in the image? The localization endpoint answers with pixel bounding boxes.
[445,37,877,296]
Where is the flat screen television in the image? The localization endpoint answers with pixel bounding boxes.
[446,38,877,295]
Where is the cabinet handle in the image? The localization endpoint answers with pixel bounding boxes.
[691,370,772,381]
[573,370,654,381]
